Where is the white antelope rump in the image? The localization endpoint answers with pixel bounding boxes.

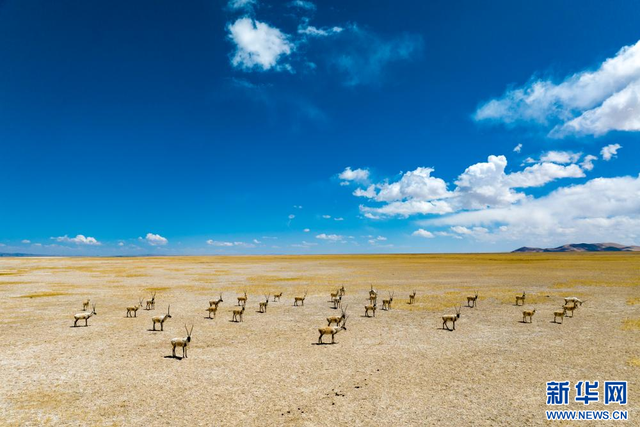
[237,291,248,307]
[151,305,172,331]
[259,295,270,313]
[564,297,584,307]
[232,305,245,322]
[171,325,193,359]
[467,291,478,308]
[515,291,526,306]
[126,298,144,318]
[522,308,536,323]
[327,306,347,326]
[331,295,342,309]
[364,302,377,317]
[318,315,348,344]
[553,307,567,324]
[273,292,283,302]
[73,304,97,327]
[145,292,156,310]
[294,291,308,306]
[209,293,223,308]
[369,285,378,301]
[563,303,578,318]
[409,290,416,305]
[382,292,394,311]
[442,306,461,331]
[82,299,90,311]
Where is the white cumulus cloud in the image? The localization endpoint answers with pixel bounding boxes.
[228,18,294,71]
[54,235,101,246]
[601,143,622,161]
[412,229,434,239]
[143,233,168,246]
[316,233,344,241]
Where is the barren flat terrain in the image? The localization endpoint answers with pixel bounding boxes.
[0,254,638,426]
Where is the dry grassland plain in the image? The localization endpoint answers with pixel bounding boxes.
[0,253,638,426]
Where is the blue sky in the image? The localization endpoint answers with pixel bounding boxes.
[1,0,639,255]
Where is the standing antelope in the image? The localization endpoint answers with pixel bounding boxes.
[126,298,144,318]
[259,295,270,313]
[331,295,342,309]
[563,303,578,318]
[294,291,307,306]
[73,304,96,327]
[409,290,416,305]
[209,293,223,308]
[151,305,172,331]
[318,315,348,344]
[205,304,219,319]
[369,285,378,302]
[237,291,248,307]
[327,306,347,326]
[171,325,193,359]
[467,291,478,308]
[553,307,567,324]
[82,299,90,311]
[330,289,340,301]
[442,306,461,331]
[564,297,584,307]
[145,292,156,310]
[515,291,526,306]
[338,286,345,297]
[273,292,283,302]
[364,302,377,317]
[232,305,245,322]
[382,291,394,311]
[522,308,536,323]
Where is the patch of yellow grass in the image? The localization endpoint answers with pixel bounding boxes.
[621,318,640,331]
[628,358,640,368]
[627,297,640,306]
[17,291,67,298]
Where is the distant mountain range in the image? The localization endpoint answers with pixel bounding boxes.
[513,243,640,253]
[0,252,44,257]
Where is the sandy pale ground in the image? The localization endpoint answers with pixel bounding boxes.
[0,254,638,426]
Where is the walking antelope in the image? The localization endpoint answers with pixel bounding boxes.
[232,305,245,322]
[126,298,144,318]
[327,306,347,326]
[409,290,416,305]
[205,304,219,319]
[318,315,348,344]
[259,295,270,313]
[151,305,172,331]
[209,293,223,308]
[331,295,342,309]
[364,302,377,317]
[237,291,248,307]
[515,291,526,306]
[82,299,90,311]
[564,297,584,307]
[171,325,193,359]
[553,307,567,324]
[563,303,578,318]
[145,292,156,310]
[467,291,478,308]
[382,292,394,311]
[273,292,283,302]
[74,304,96,327]
[442,306,461,331]
[522,308,536,323]
[294,291,308,306]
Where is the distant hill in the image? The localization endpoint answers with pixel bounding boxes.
[513,243,640,253]
[0,252,45,257]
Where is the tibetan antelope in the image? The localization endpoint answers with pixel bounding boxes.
[145,292,156,310]
[209,293,224,308]
[467,291,478,308]
[232,305,245,322]
[563,303,578,318]
[369,285,378,301]
[409,290,416,305]
[364,302,377,317]
[82,299,90,311]
[330,289,339,300]
[259,295,270,313]
[171,325,193,359]
[318,315,348,344]
[442,306,461,331]
[73,304,96,327]
[382,291,394,311]
[327,306,347,326]
[237,291,248,307]
[515,291,526,306]
[338,286,345,297]
[126,298,144,318]
[205,304,219,319]
[522,308,536,323]
[273,292,283,302]
[331,295,342,309]
[151,305,172,331]
[553,307,567,324]
[564,297,584,307]
[294,291,308,306]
